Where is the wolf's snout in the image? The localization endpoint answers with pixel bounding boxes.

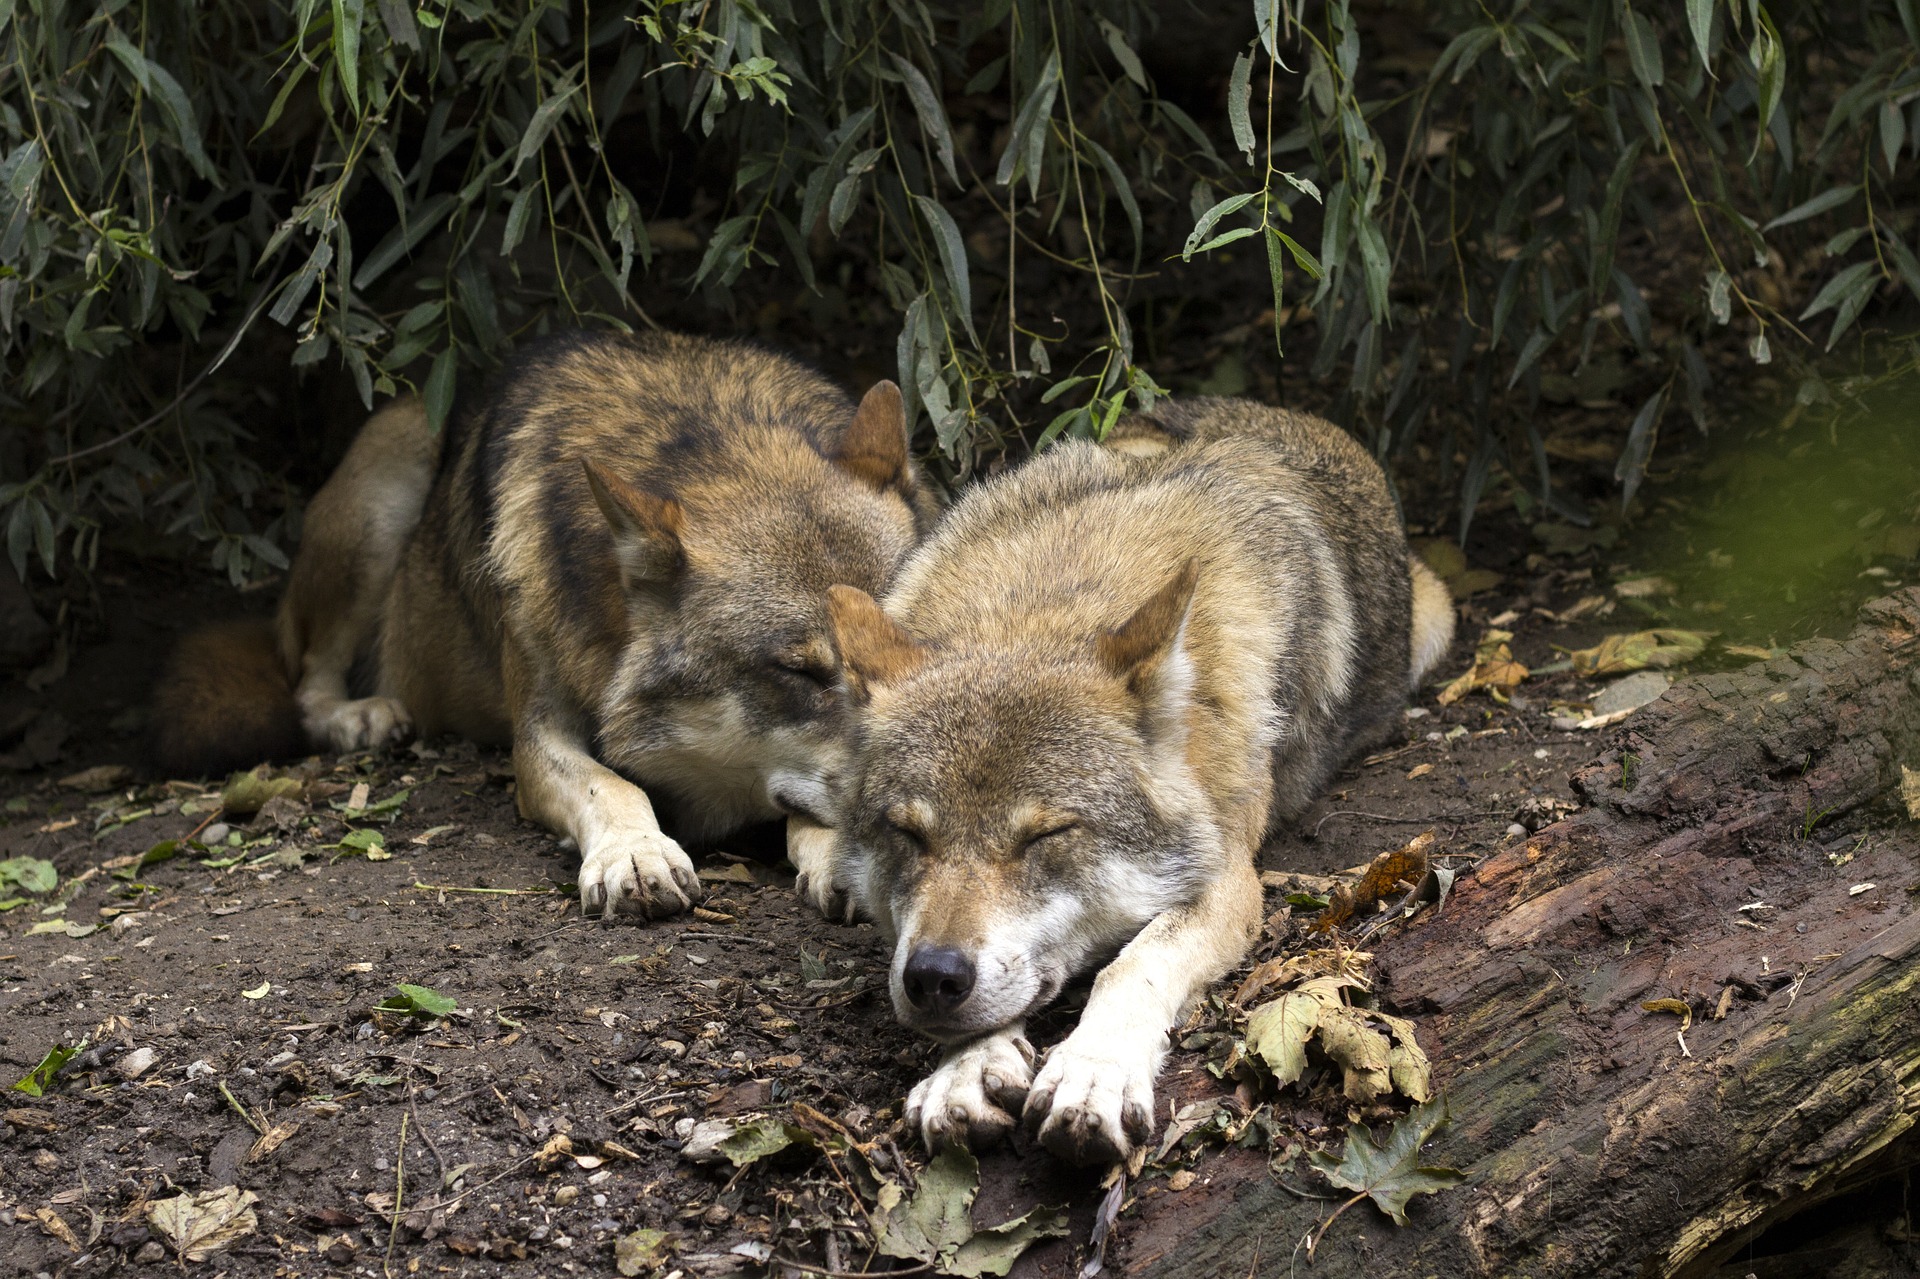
[903,945,975,1014]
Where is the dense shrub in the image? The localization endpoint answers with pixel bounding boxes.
[1,0,1916,582]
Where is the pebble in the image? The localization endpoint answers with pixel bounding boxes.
[673,1117,697,1140]
[591,1194,608,1209]
[185,1059,215,1080]
[1506,823,1530,839]
[375,1157,390,1171]
[201,822,230,844]
[134,1243,166,1265]
[553,1185,580,1206]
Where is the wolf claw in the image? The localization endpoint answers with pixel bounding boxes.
[907,1030,1035,1152]
[1023,1039,1157,1166]
[578,832,700,918]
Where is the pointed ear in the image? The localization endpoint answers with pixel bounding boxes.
[1097,559,1201,687]
[826,584,925,700]
[830,380,914,495]
[582,458,684,586]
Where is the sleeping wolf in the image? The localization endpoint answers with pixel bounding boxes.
[818,396,1453,1164]
[153,331,934,916]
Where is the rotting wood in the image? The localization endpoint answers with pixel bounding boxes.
[1124,588,1920,1279]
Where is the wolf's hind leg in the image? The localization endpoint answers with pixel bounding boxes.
[1024,855,1263,1165]
[278,398,439,752]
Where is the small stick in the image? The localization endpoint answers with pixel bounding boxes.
[770,1257,933,1278]
[412,881,556,895]
[384,1111,407,1278]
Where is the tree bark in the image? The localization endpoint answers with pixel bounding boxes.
[1124,588,1920,1279]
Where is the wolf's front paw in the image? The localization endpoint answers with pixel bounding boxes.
[788,817,863,924]
[906,1030,1035,1153]
[319,696,413,753]
[578,831,700,918]
[1023,1038,1157,1166]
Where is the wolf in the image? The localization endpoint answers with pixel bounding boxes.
[815,396,1454,1164]
[152,330,934,916]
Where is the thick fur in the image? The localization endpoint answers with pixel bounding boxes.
[821,396,1452,1164]
[154,331,933,916]
[150,619,305,777]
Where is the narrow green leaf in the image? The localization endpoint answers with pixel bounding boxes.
[1081,136,1142,265]
[1264,226,1288,357]
[1228,52,1256,162]
[12,1040,83,1097]
[1880,99,1906,174]
[995,52,1061,198]
[911,195,976,344]
[1799,260,1877,320]
[1762,184,1858,232]
[888,54,958,187]
[511,81,581,181]
[423,347,457,433]
[332,0,364,114]
[1183,192,1258,260]
[354,192,456,287]
[1099,18,1149,90]
[1686,0,1715,69]
[1623,8,1664,89]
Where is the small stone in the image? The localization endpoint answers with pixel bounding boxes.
[134,1242,166,1265]
[591,1194,608,1209]
[117,1047,157,1080]
[1167,1169,1196,1192]
[553,1185,580,1206]
[201,822,231,845]
[702,1203,732,1226]
[1506,823,1529,839]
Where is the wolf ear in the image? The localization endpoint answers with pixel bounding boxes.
[830,380,914,496]
[826,584,925,699]
[1097,559,1201,687]
[582,458,684,586]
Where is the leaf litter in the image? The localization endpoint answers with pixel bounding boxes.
[1306,1099,1464,1255]
[147,1186,260,1262]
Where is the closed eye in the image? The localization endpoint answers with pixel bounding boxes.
[769,659,832,688]
[1020,821,1079,852]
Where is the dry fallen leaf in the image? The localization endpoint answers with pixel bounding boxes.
[1641,997,1693,1029]
[1315,831,1436,933]
[1405,763,1434,779]
[1569,629,1712,677]
[1167,1170,1196,1192]
[1901,765,1920,821]
[34,1207,80,1251]
[147,1186,260,1262]
[1437,631,1528,705]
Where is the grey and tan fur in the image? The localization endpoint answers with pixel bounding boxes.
[815,396,1453,1164]
[153,331,933,915]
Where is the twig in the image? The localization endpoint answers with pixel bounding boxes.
[1306,1190,1368,1260]
[1311,809,1477,838]
[407,1086,447,1193]
[413,881,557,895]
[674,930,777,948]
[384,1110,408,1278]
[769,1256,932,1277]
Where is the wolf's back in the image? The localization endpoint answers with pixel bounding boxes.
[149,618,305,778]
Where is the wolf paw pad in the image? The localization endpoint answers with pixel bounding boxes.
[1023,1042,1156,1166]
[906,1033,1035,1152]
[578,832,700,919]
[320,697,413,754]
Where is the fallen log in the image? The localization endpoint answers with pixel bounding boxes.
[1125,588,1920,1278]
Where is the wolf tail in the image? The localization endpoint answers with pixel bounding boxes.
[1407,557,1456,687]
[149,618,307,778]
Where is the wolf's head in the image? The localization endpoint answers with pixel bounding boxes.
[825,563,1226,1041]
[587,382,928,840]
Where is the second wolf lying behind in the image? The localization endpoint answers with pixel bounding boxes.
[822,396,1454,1163]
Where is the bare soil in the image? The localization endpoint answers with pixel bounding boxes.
[0,455,1910,1278]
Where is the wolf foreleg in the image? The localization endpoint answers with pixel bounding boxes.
[1024,856,1263,1165]
[906,1024,1035,1152]
[513,716,700,918]
[787,815,867,923]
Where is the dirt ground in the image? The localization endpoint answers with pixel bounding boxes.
[0,412,1914,1278]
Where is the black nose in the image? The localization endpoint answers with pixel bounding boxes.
[902,945,975,1014]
